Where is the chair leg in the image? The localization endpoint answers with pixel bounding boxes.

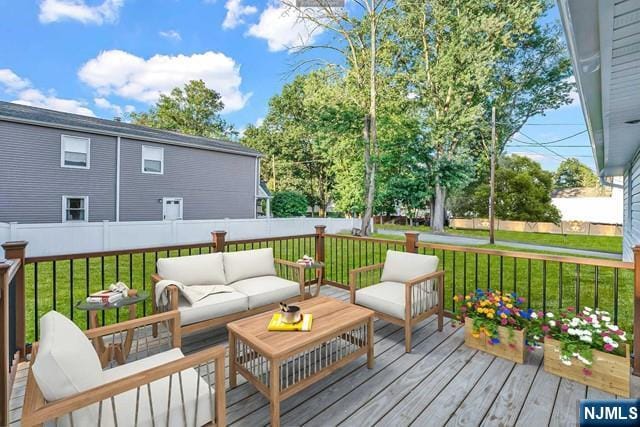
[438,309,443,332]
[404,320,412,353]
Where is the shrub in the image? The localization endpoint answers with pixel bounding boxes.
[271,191,308,217]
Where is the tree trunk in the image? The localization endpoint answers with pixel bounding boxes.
[361,114,376,235]
[432,182,446,233]
[489,106,496,244]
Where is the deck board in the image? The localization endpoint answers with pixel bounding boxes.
[9,285,640,427]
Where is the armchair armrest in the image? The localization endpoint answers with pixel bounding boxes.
[404,270,445,287]
[404,270,445,322]
[274,258,306,299]
[349,263,385,304]
[22,345,227,427]
[85,310,181,347]
[151,273,179,311]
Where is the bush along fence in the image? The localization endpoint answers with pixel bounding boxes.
[2,226,640,422]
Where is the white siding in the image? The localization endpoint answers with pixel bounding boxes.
[623,149,640,261]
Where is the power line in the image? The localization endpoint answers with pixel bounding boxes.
[508,145,589,148]
[517,132,568,161]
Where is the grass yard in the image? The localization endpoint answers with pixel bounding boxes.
[23,234,634,344]
[377,224,623,254]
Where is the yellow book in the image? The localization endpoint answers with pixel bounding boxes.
[268,313,313,332]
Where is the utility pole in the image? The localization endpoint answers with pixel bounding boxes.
[489,106,496,245]
[272,157,276,191]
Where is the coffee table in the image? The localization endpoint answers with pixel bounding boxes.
[227,296,375,427]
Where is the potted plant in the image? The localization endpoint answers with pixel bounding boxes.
[454,289,531,364]
[529,306,630,397]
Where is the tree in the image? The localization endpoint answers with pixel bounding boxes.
[451,155,561,223]
[396,0,544,232]
[271,191,308,217]
[130,80,235,138]
[554,158,598,189]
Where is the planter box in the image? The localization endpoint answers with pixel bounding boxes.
[464,318,526,364]
[543,338,630,397]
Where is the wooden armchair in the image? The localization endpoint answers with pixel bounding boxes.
[350,250,444,352]
[22,310,226,427]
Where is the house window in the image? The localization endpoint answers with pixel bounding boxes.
[61,135,90,169]
[142,146,164,174]
[62,196,88,222]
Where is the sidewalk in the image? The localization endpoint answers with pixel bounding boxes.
[376,228,623,260]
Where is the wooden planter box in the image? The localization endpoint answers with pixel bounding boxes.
[463,318,526,364]
[543,338,630,397]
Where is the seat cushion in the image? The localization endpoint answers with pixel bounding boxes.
[356,281,407,319]
[223,248,277,284]
[31,311,104,402]
[101,348,213,427]
[178,290,249,325]
[157,252,226,286]
[229,276,300,309]
[380,250,439,283]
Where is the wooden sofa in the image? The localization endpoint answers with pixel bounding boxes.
[152,247,310,338]
[350,250,444,352]
[22,310,226,427]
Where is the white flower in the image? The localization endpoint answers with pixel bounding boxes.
[533,335,540,340]
[603,336,613,344]
[580,335,592,343]
[561,356,572,366]
[620,334,627,342]
[611,341,619,349]
[584,306,592,313]
[549,320,556,328]
[546,312,554,318]
[601,316,611,322]
[530,312,538,319]
[577,354,592,365]
[608,325,619,331]
[568,328,578,336]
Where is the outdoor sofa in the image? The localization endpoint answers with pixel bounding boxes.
[152,247,308,338]
[350,250,445,352]
[22,310,226,427]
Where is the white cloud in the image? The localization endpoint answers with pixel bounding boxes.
[510,151,546,162]
[0,69,31,92]
[94,97,134,117]
[223,0,257,29]
[78,50,252,113]
[159,29,182,41]
[255,116,264,126]
[247,2,325,52]
[38,0,124,25]
[0,68,94,116]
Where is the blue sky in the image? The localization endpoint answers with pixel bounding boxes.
[0,0,594,172]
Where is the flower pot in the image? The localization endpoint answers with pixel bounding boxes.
[543,338,630,397]
[463,318,526,364]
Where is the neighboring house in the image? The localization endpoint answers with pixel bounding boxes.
[559,0,640,260]
[551,179,623,225]
[0,101,263,224]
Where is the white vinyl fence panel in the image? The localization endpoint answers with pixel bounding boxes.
[0,217,358,258]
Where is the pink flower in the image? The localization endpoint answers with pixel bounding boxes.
[567,306,575,312]
[501,318,508,325]
[541,325,550,333]
[561,324,569,332]
[582,368,592,376]
[537,311,544,318]
[604,343,614,352]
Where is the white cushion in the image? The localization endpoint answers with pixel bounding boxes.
[101,348,213,427]
[31,311,104,402]
[223,248,277,284]
[157,253,226,286]
[230,276,301,309]
[178,291,249,325]
[380,250,439,283]
[356,281,437,320]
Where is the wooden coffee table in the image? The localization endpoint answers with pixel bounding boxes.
[227,296,375,427]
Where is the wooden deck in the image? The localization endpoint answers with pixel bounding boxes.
[9,285,640,426]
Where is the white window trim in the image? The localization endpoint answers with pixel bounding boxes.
[62,196,89,223]
[162,197,183,221]
[141,145,164,175]
[60,135,91,169]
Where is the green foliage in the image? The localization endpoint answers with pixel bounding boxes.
[452,155,561,223]
[130,80,235,138]
[554,158,598,189]
[271,191,308,218]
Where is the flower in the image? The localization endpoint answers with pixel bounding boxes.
[546,312,554,318]
[604,343,614,352]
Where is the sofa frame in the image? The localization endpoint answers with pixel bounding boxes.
[152,258,309,339]
[22,310,227,426]
[350,263,445,352]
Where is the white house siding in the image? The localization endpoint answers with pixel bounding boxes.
[623,150,640,262]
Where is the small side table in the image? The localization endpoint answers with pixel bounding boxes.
[76,291,149,367]
[301,261,324,298]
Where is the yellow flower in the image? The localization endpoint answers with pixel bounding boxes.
[453,295,459,302]
[500,313,507,319]
[465,295,471,300]
[467,302,472,308]
[472,332,480,338]
[487,313,494,319]
[506,303,513,309]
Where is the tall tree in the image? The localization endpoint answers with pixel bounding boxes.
[285,0,395,234]
[396,0,543,232]
[554,158,598,189]
[130,80,235,138]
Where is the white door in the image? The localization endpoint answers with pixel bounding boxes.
[163,198,183,220]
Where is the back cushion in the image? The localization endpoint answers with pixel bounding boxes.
[223,248,277,284]
[380,250,439,283]
[157,252,226,286]
[32,311,104,402]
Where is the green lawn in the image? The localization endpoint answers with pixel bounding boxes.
[377,224,623,254]
[23,234,633,343]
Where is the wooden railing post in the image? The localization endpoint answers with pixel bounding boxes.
[2,241,27,360]
[315,225,326,263]
[0,260,10,426]
[633,245,640,376]
[211,231,227,253]
[405,232,419,253]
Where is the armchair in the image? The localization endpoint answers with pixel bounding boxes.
[350,250,444,352]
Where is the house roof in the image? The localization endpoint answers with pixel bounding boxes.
[0,101,261,158]
[257,181,272,199]
[558,0,640,176]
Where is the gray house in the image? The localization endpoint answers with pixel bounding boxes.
[0,101,265,224]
